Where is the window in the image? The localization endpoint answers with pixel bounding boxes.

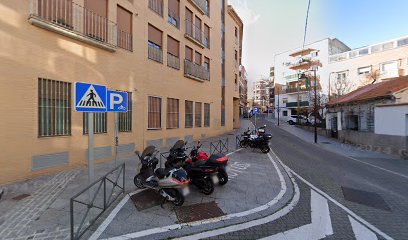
[204,57,210,70]
[195,102,202,127]
[358,66,371,75]
[359,48,369,56]
[185,46,193,62]
[185,8,193,36]
[168,0,180,28]
[84,0,108,41]
[283,111,288,117]
[283,98,288,104]
[337,72,347,81]
[380,61,398,78]
[167,98,179,129]
[83,113,107,134]
[382,42,394,50]
[204,103,210,127]
[195,51,202,65]
[185,101,194,128]
[398,38,408,47]
[38,78,71,137]
[38,0,73,29]
[148,24,163,63]
[117,5,133,51]
[148,0,163,16]
[119,92,132,132]
[148,96,162,129]
[235,27,238,38]
[311,51,318,57]
[204,24,210,48]
[167,36,180,69]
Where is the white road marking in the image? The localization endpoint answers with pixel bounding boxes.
[261,190,333,240]
[178,169,300,240]
[269,149,394,240]
[349,216,378,240]
[103,150,289,240]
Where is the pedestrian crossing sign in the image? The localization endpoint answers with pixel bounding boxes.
[75,82,107,112]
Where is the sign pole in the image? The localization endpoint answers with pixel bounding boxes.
[88,112,95,203]
[114,112,119,166]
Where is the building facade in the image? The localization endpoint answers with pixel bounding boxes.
[252,79,270,109]
[0,0,243,184]
[239,65,248,115]
[273,38,350,121]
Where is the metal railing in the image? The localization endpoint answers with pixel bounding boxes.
[168,9,180,29]
[148,44,163,63]
[70,163,125,240]
[148,0,163,17]
[167,53,180,70]
[184,59,210,81]
[210,138,229,155]
[185,19,206,46]
[117,30,132,51]
[189,0,209,15]
[29,0,117,47]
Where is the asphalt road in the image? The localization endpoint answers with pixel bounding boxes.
[258,117,408,240]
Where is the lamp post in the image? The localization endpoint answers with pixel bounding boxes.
[313,69,317,144]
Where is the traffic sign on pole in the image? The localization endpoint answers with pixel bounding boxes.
[107,90,128,112]
[75,82,107,112]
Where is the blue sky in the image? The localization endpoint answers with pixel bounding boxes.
[229,0,408,88]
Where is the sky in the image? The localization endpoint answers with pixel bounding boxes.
[228,0,408,91]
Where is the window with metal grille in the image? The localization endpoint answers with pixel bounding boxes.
[83,112,107,134]
[119,92,132,132]
[204,103,210,127]
[148,96,162,129]
[195,102,202,127]
[185,100,194,128]
[167,98,179,129]
[38,78,72,137]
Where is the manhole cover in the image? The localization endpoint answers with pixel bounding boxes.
[175,201,225,223]
[130,189,163,211]
[342,187,391,211]
[12,194,30,201]
[321,142,331,144]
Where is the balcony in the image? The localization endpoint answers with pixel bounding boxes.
[188,0,209,16]
[168,9,180,29]
[167,53,180,70]
[148,44,163,63]
[185,19,206,48]
[184,59,210,81]
[28,0,117,52]
[286,101,309,108]
[117,30,133,51]
[284,87,310,94]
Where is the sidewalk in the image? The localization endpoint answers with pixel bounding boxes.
[0,119,259,240]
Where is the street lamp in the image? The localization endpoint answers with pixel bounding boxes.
[298,73,308,125]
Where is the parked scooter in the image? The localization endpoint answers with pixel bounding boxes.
[187,142,229,186]
[166,140,217,195]
[240,125,272,153]
[133,146,190,206]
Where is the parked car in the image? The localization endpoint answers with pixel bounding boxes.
[287,115,309,125]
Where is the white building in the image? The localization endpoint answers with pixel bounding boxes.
[252,79,271,108]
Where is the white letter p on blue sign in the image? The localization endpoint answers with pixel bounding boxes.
[107,90,128,112]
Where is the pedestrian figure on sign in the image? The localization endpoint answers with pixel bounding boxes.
[86,90,97,106]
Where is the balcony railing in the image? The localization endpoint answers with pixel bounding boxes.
[286,101,309,108]
[167,53,180,70]
[168,9,180,29]
[117,30,132,51]
[188,0,209,16]
[148,0,163,17]
[185,19,206,48]
[184,59,210,81]
[29,0,117,51]
[148,44,163,63]
[284,87,310,94]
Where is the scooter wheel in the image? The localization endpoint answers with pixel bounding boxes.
[218,169,229,186]
[240,140,249,148]
[133,174,146,189]
[201,178,214,195]
[173,191,184,206]
[260,145,270,154]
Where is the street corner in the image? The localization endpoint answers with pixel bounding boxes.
[89,148,293,240]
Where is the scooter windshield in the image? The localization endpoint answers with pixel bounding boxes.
[170,140,185,151]
[141,146,156,159]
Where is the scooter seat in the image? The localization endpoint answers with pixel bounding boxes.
[155,168,171,179]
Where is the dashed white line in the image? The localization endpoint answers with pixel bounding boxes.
[349,216,378,240]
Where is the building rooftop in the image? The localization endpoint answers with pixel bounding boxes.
[328,76,408,106]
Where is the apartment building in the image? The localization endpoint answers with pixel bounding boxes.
[328,35,408,96]
[0,0,243,184]
[239,65,248,114]
[252,79,270,108]
[274,38,350,120]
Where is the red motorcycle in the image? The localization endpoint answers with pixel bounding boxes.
[186,142,229,186]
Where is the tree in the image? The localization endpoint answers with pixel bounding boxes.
[330,72,355,98]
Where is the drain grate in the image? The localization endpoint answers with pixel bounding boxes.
[12,194,31,201]
[175,201,225,223]
[130,189,163,211]
[342,187,391,211]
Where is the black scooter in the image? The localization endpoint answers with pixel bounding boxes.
[166,140,216,195]
[240,126,272,153]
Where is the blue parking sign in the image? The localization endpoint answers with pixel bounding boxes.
[75,82,107,112]
[107,90,128,112]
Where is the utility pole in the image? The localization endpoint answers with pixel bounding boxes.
[277,87,280,126]
[314,69,317,144]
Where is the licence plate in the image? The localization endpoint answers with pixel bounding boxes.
[182,187,190,196]
[212,175,219,184]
